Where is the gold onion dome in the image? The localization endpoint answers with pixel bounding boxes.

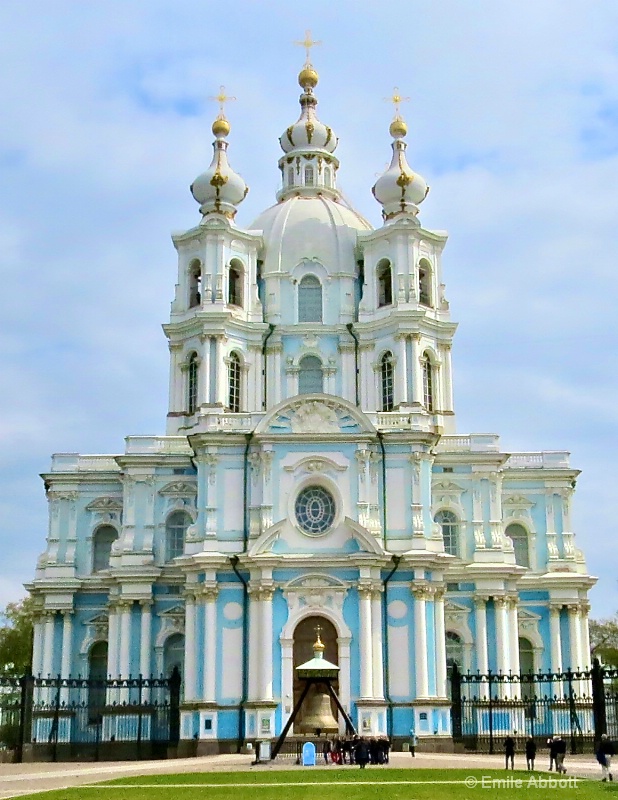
[313,633,326,653]
[212,114,231,138]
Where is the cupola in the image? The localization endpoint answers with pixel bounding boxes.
[372,91,428,222]
[190,92,248,221]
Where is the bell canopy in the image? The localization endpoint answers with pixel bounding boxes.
[372,89,429,222]
[190,87,248,221]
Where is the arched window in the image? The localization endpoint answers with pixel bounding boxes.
[189,260,201,308]
[305,165,314,186]
[298,355,323,394]
[435,510,459,557]
[421,352,434,411]
[418,259,432,307]
[164,633,185,679]
[88,641,108,719]
[228,351,242,412]
[228,260,243,307]
[445,631,464,669]
[298,275,322,323]
[92,525,118,572]
[519,636,535,698]
[506,523,530,568]
[166,511,190,561]
[187,352,198,414]
[380,351,394,411]
[324,167,332,188]
[377,260,392,307]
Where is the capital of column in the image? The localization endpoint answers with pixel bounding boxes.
[411,583,431,601]
[580,601,591,615]
[433,585,446,602]
[549,603,563,616]
[258,587,275,602]
[358,582,375,599]
[566,602,580,615]
[493,595,507,610]
[506,594,519,610]
[201,584,219,603]
[60,608,74,618]
[473,594,489,608]
[139,599,153,610]
[183,589,198,604]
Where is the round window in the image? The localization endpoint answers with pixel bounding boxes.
[295,486,336,535]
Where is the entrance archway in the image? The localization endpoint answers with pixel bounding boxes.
[293,616,339,729]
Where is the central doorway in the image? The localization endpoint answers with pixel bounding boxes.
[292,616,339,730]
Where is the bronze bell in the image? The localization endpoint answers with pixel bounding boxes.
[300,687,339,734]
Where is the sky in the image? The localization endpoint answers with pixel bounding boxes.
[0,1,617,617]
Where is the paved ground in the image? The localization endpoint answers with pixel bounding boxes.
[0,751,606,799]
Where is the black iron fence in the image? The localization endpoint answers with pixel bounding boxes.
[450,659,618,754]
[0,669,181,762]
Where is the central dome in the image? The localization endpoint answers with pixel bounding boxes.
[250,195,372,273]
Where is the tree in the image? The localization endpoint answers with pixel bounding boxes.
[0,596,35,675]
[589,613,618,666]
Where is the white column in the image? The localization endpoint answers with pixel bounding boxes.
[338,637,352,730]
[371,589,384,699]
[247,588,260,700]
[474,596,489,674]
[32,617,45,676]
[260,589,274,701]
[199,337,210,406]
[440,342,454,412]
[215,336,227,406]
[494,597,510,674]
[281,638,294,732]
[413,587,429,698]
[567,603,583,671]
[60,611,73,678]
[359,587,374,698]
[273,344,282,405]
[395,335,407,406]
[118,600,132,679]
[42,612,56,677]
[580,601,591,670]
[139,600,152,678]
[107,603,119,677]
[508,597,520,677]
[434,589,448,698]
[410,334,423,405]
[549,605,563,673]
[203,587,218,702]
[183,591,197,700]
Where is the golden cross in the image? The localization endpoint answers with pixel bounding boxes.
[315,623,322,638]
[210,85,236,116]
[385,87,410,117]
[295,29,321,63]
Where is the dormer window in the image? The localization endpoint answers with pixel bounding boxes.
[377,260,393,307]
[228,259,243,307]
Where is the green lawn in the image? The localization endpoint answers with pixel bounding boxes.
[14,769,618,800]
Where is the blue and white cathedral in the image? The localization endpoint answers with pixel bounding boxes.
[29,57,595,751]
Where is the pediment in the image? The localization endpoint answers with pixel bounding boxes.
[158,481,197,496]
[444,600,471,615]
[283,573,348,591]
[503,494,535,509]
[86,497,123,512]
[255,395,375,436]
[248,517,384,557]
[432,480,465,492]
[518,608,541,622]
[159,604,185,618]
[83,612,109,626]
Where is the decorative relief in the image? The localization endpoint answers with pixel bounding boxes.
[158,481,197,497]
[283,575,347,617]
[290,402,339,434]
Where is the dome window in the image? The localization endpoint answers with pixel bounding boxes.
[298,275,322,323]
[377,260,393,307]
[324,167,332,188]
[288,167,294,186]
[228,352,242,413]
[189,260,202,308]
[380,351,394,411]
[228,260,244,307]
[298,355,323,394]
[187,352,198,415]
[305,165,315,186]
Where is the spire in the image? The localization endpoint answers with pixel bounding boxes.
[190,86,248,221]
[277,32,340,201]
[372,88,428,222]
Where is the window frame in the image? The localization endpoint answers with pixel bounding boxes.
[377,261,393,307]
[92,525,118,573]
[298,274,323,323]
[506,522,531,568]
[422,352,434,411]
[187,352,198,415]
[435,509,460,557]
[298,354,324,394]
[165,511,190,562]
[228,351,242,413]
[380,351,394,411]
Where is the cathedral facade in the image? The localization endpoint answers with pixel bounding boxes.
[29,58,595,751]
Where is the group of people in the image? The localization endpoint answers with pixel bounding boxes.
[321,735,391,768]
[504,733,616,781]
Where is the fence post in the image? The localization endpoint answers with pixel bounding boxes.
[450,663,462,739]
[49,675,62,762]
[169,667,181,746]
[566,669,577,755]
[17,675,34,764]
[591,659,606,741]
[488,670,494,755]
[136,675,143,760]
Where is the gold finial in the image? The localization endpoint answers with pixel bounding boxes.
[295,29,321,65]
[210,85,236,137]
[385,87,410,118]
[384,88,410,139]
[313,623,325,652]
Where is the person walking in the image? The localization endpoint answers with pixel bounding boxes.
[409,729,418,757]
[504,735,515,770]
[355,737,370,769]
[322,737,332,765]
[547,736,555,771]
[525,737,537,770]
[597,733,615,782]
[553,736,567,774]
